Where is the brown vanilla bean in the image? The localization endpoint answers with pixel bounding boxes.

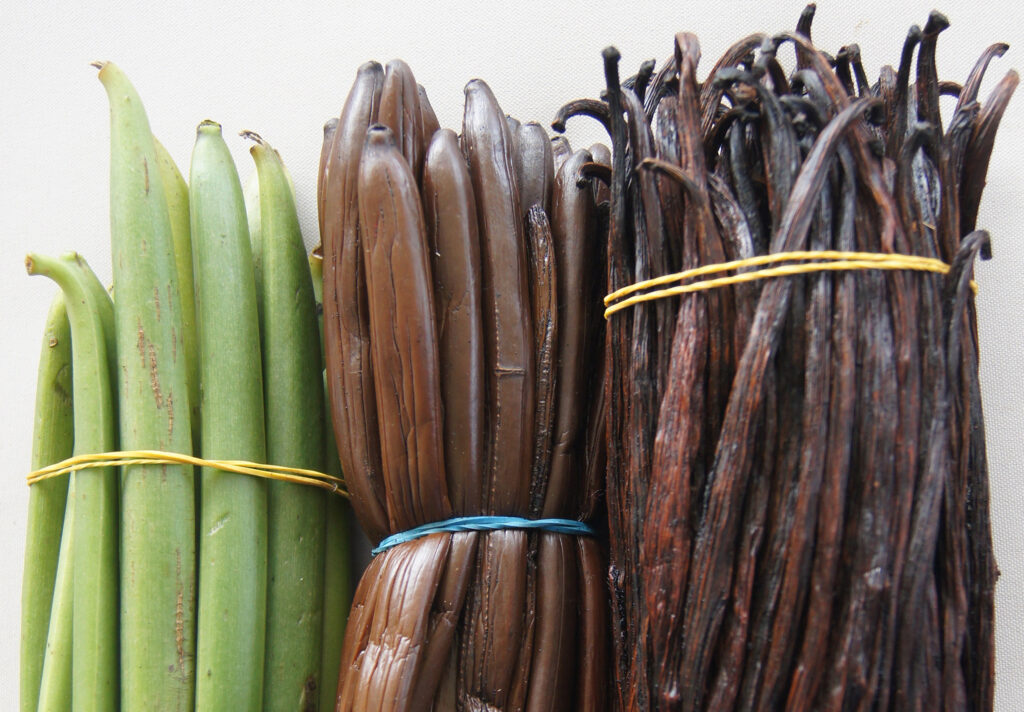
[525,534,579,712]
[588,143,612,206]
[576,538,610,712]
[960,70,1019,235]
[378,59,425,178]
[421,129,485,516]
[412,533,478,706]
[418,84,442,148]
[317,117,338,241]
[460,530,530,709]
[524,205,559,517]
[344,537,451,711]
[461,78,535,516]
[322,61,390,542]
[517,122,556,217]
[550,136,571,177]
[458,78,537,710]
[358,125,450,527]
[546,149,595,517]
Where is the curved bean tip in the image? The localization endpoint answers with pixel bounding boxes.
[711,67,743,89]
[764,35,785,55]
[239,129,265,145]
[980,233,993,261]
[924,11,950,35]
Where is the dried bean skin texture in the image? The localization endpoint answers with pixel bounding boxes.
[559,9,1014,711]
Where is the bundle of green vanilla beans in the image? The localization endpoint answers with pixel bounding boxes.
[21,62,356,711]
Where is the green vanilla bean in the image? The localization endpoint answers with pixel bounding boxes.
[153,137,199,446]
[320,372,352,712]
[33,271,115,712]
[309,250,352,710]
[244,159,297,330]
[96,60,196,712]
[246,132,327,710]
[243,171,264,327]
[21,294,73,712]
[26,252,118,712]
[35,478,74,712]
[190,120,268,711]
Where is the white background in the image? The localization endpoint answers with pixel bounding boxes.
[1,0,1020,706]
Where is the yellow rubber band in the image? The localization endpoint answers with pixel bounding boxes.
[604,251,976,319]
[27,450,349,497]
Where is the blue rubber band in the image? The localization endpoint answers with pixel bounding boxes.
[371,515,595,556]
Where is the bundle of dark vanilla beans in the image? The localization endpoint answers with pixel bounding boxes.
[551,5,1015,710]
[318,59,609,710]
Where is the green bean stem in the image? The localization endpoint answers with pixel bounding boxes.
[21,294,73,712]
[190,120,267,711]
[248,133,327,710]
[97,60,197,712]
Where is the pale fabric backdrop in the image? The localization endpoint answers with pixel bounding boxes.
[1,0,1020,706]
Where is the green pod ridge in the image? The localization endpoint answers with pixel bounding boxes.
[320,373,352,712]
[244,156,298,330]
[21,293,73,712]
[243,170,264,327]
[310,256,351,710]
[96,60,196,712]
[153,137,199,446]
[190,120,267,711]
[246,131,328,711]
[26,252,119,712]
[75,260,118,427]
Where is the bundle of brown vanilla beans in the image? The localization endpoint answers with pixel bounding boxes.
[314,6,1014,710]
[549,4,1013,710]
[318,60,610,710]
